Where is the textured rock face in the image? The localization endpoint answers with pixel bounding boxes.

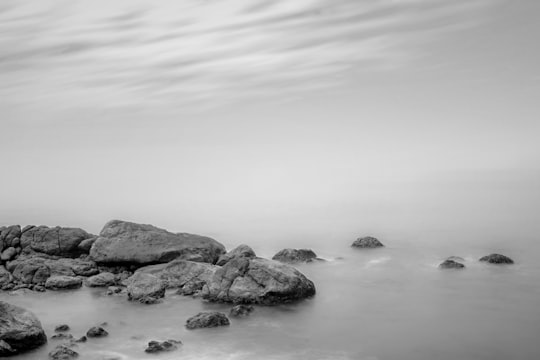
[0,265,13,288]
[85,272,116,287]
[0,301,47,356]
[20,226,93,257]
[45,275,83,290]
[48,344,79,359]
[185,312,230,329]
[439,259,465,269]
[145,340,181,353]
[351,236,384,248]
[202,257,316,304]
[272,248,317,263]
[479,253,514,264]
[86,327,108,338]
[90,220,226,265]
[1,247,17,262]
[0,226,21,252]
[216,244,256,266]
[126,272,167,303]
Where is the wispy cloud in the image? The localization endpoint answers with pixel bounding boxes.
[0,0,495,110]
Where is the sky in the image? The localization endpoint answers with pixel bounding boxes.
[1,0,539,246]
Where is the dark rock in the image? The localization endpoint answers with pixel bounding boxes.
[55,324,70,332]
[1,247,17,261]
[479,253,514,264]
[126,272,166,304]
[90,220,226,265]
[0,265,13,288]
[439,259,465,269]
[202,257,316,304]
[20,225,93,257]
[351,236,384,248]
[272,248,317,263]
[185,312,230,329]
[216,244,256,266]
[77,237,97,253]
[33,285,46,292]
[229,304,254,317]
[144,339,181,353]
[86,326,108,338]
[45,276,82,290]
[51,333,74,340]
[0,226,22,250]
[106,286,124,295]
[48,344,79,360]
[74,336,87,343]
[0,301,47,356]
[86,272,116,287]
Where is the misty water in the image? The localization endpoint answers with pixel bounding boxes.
[3,233,540,360]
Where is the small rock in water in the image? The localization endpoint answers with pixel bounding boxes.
[351,236,384,248]
[45,276,83,290]
[48,344,79,360]
[186,312,230,329]
[229,304,255,317]
[106,286,124,295]
[144,340,181,353]
[479,253,514,264]
[51,333,74,340]
[439,260,465,269]
[55,324,70,332]
[272,248,318,263]
[75,336,87,343]
[87,326,108,338]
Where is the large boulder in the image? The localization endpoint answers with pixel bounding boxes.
[479,253,514,264]
[185,312,230,329]
[45,275,83,290]
[0,226,21,252]
[1,247,18,262]
[351,236,384,248]
[20,226,93,257]
[216,244,256,266]
[202,257,316,304]
[90,220,226,265]
[272,248,317,263]
[0,301,47,356]
[126,272,167,304]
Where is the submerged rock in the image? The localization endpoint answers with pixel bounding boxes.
[145,339,181,353]
[51,333,74,340]
[185,312,230,329]
[479,253,514,264]
[48,344,79,360]
[439,259,465,269]
[202,257,316,304]
[272,248,317,263]
[55,324,70,332]
[90,220,226,265]
[126,272,166,304]
[216,244,256,266]
[351,236,384,248]
[86,326,108,338]
[0,301,47,356]
[45,276,82,290]
[229,304,254,317]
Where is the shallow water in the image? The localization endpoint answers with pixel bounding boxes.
[3,238,540,360]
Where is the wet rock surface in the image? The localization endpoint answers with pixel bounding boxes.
[439,259,465,269]
[144,339,181,353]
[479,253,514,264]
[351,236,384,248]
[272,248,318,263]
[0,301,47,356]
[185,312,230,329]
[86,326,108,338]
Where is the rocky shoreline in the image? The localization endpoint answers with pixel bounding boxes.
[0,221,515,357]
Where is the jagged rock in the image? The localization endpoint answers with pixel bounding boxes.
[0,301,47,356]
[1,226,22,251]
[90,220,226,265]
[86,272,116,287]
[144,339,181,353]
[479,253,514,264]
[216,244,256,266]
[45,276,82,290]
[439,260,465,269]
[48,344,79,359]
[185,312,230,329]
[20,226,93,257]
[86,326,108,338]
[272,248,317,263]
[351,236,384,248]
[1,247,17,261]
[55,324,70,332]
[229,304,254,317]
[126,272,166,304]
[202,257,316,304]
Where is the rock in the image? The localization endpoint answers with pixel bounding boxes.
[272,248,317,263]
[55,324,70,332]
[86,326,108,338]
[0,301,47,356]
[439,260,465,269]
[45,276,82,290]
[75,336,87,343]
[133,259,218,294]
[77,237,97,253]
[229,304,254,317]
[34,285,46,292]
[202,257,316,304]
[126,272,166,304]
[90,220,225,265]
[20,225,93,257]
[106,286,124,295]
[51,333,74,340]
[86,272,116,287]
[48,344,79,360]
[479,253,514,264]
[216,244,256,266]
[1,247,17,261]
[446,256,465,262]
[185,312,230,329]
[351,236,384,248]
[144,339,181,353]
[0,265,13,288]
[1,226,22,250]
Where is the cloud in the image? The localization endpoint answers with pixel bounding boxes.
[0,0,496,111]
